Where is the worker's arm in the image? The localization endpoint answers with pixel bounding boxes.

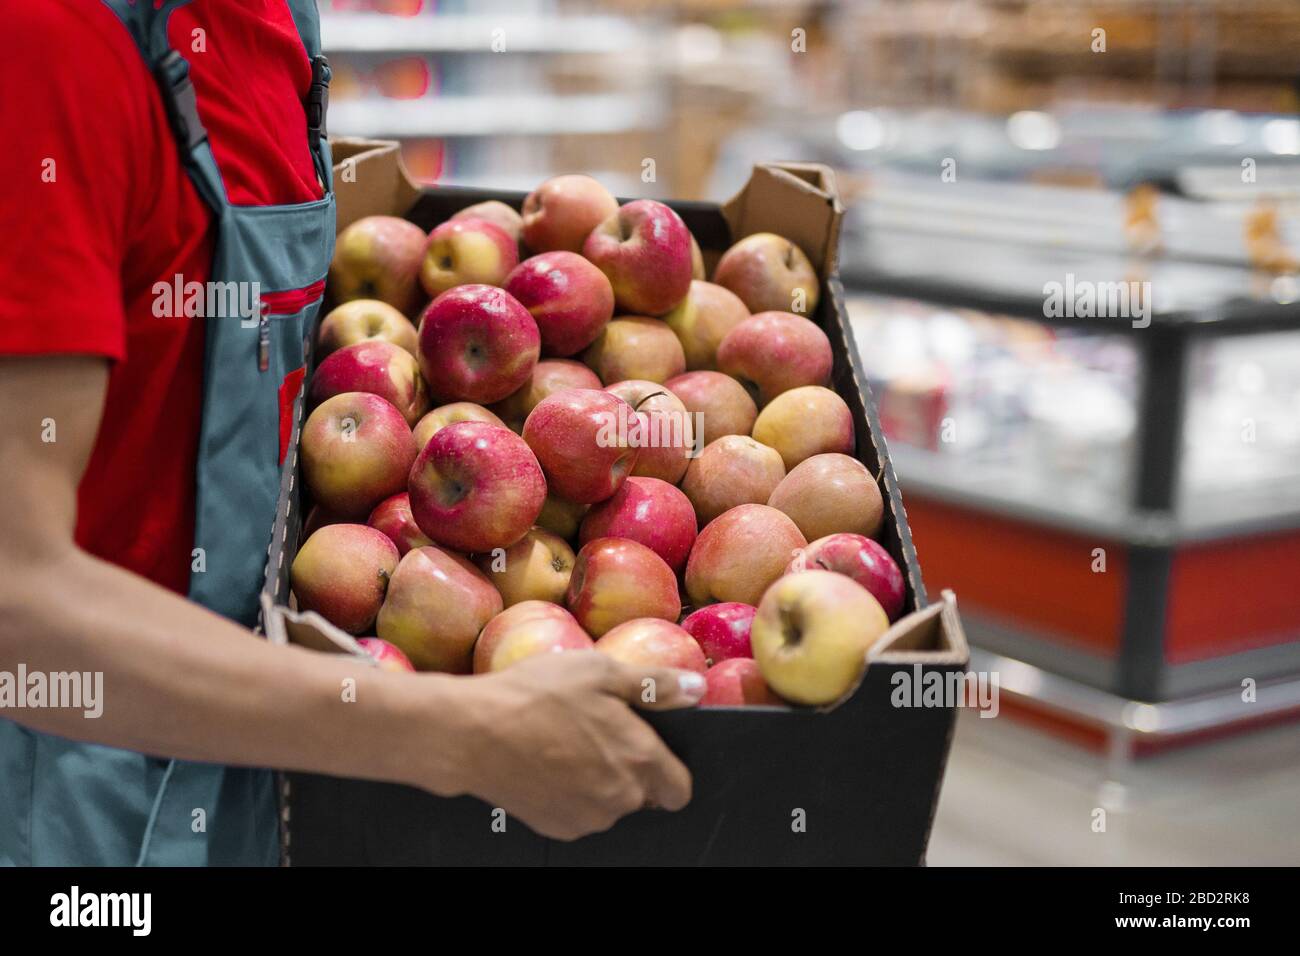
[0,355,699,840]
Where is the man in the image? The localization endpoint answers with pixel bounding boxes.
[0,0,697,866]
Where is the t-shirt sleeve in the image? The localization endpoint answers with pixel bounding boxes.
[0,2,145,361]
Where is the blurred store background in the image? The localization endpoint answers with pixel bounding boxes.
[321,0,1300,865]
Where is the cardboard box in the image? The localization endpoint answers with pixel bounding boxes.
[263,140,969,865]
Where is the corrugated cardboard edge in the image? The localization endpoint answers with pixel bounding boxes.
[262,592,373,659]
[720,161,844,276]
[331,137,421,234]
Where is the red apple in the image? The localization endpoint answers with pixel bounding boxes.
[603,379,695,484]
[451,200,523,246]
[473,601,593,674]
[367,492,434,556]
[716,311,832,406]
[768,452,883,541]
[521,174,620,254]
[420,217,519,298]
[504,251,615,357]
[476,526,576,607]
[583,200,693,316]
[309,339,429,426]
[301,392,417,519]
[713,232,821,316]
[376,545,503,673]
[522,387,640,504]
[290,524,399,634]
[491,358,602,433]
[330,215,428,317]
[595,618,706,674]
[417,284,540,404]
[690,234,706,280]
[664,370,757,448]
[701,657,783,707]
[680,435,786,525]
[356,637,416,673]
[579,476,697,573]
[408,421,546,553]
[662,281,749,371]
[681,602,756,665]
[317,299,418,358]
[412,402,506,452]
[751,385,855,470]
[788,533,905,621]
[685,504,806,607]
[565,537,681,637]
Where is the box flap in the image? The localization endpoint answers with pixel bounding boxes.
[262,593,372,660]
[721,162,844,277]
[329,137,421,233]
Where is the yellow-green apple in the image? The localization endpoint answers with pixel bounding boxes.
[603,379,694,483]
[417,284,540,404]
[536,493,588,540]
[290,524,399,634]
[579,476,697,573]
[681,435,786,525]
[419,217,519,299]
[594,618,706,674]
[768,452,883,541]
[583,200,693,316]
[713,232,821,316]
[521,174,619,253]
[330,215,428,317]
[504,252,615,357]
[522,388,640,504]
[491,358,602,433]
[356,637,415,673]
[681,602,756,665]
[565,537,681,637]
[750,569,888,705]
[701,657,783,706]
[685,504,806,607]
[301,392,417,518]
[582,316,685,385]
[476,526,576,607]
[408,421,546,553]
[451,200,523,246]
[376,545,503,672]
[472,601,593,674]
[787,533,905,621]
[662,281,749,371]
[309,339,429,426]
[690,234,706,280]
[751,385,855,470]
[412,401,505,451]
[716,311,832,405]
[367,492,434,557]
[664,371,757,448]
[317,299,418,358]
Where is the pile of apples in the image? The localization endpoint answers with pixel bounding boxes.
[291,174,906,707]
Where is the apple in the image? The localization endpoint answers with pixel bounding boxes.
[309,339,429,426]
[418,284,540,404]
[713,232,821,316]
[521,174,619,254]
[376,545,503,672]
[582,316,686,385]
[536,493,588,540]
[750,569,888,706]
[787,533,905,621]
[680,602,756,665]
[594,618,706,674]
[680,435,786,525]
[582,200,693,316]
[768,452,883,542]
[603,379,695,484]
[451,200,523,246]
[685,504,806,607]
[317,299,418,358]
[690,234,706,280]
[664,371,757,448]
[419,217,519,299]
[504,251,615,357]
[701,658,783,707]
[301,392,416,519]
[302,503,346,540]
[412,402,506,452]
[579,476,697,573]
[408,421,546,553]
[751,385,855,470]
[565,537,681,637]
[491,358,602,433]
[473,601,593,674]
[476,526,576,607]
[330,215,427,317]
[290,524,399,634]
[356,637,415,673]
[367,492,434,556]
[662,281,749,371]
[716,311,832,406]
[521,388,640,504]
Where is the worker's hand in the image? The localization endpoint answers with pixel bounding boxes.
[430,651,704,841]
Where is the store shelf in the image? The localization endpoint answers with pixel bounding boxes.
[320,13,643,54]
[328,94,668,138]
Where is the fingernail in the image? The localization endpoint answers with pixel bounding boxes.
[678,672,706,701]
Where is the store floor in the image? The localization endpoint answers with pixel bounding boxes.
[927,709,1300,866]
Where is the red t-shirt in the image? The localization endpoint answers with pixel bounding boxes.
[0,0,323,595]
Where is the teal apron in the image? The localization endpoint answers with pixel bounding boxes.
[0,0,334,866]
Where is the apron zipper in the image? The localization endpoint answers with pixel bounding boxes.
[255,280,326,372]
